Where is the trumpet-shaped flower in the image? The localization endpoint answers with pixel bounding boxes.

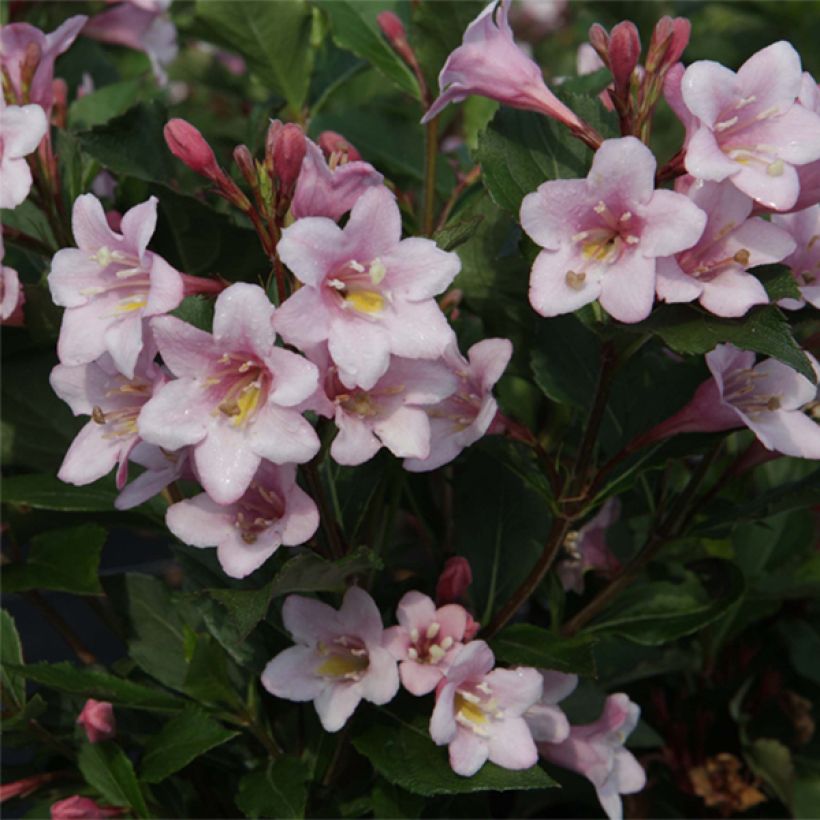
[538,693,646,820]
[523,670,578,744]
[772,204,820,309]
[681,42,820,211]
[556,499,621,594]
[50,346,166,489]
[383,591,468,695]
[275,186,459,390]
[520,137,707,323]
[656,179,794,316]
[166,462,319,578]
[429,641,542,776]
[0,99,48,209]
[404,338,512,472]
[422,0,584,133]
[138,283,320,504]
[48,194,184,379]
[261,587,399,732]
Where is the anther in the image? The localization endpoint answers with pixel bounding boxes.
[565,270,586,290]
[426,622,441,640]
[733,249,751,266]
[92,406,107,424]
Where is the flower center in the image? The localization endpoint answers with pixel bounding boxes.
[454,682,503,737]
[233,481,285,544]
[84,245,153,314]
[406,621,455,665]
[316,636,369,680]
[723,368,782,416]
[91,377,153,439]
[205,352,270,428]
[326,258,388,316]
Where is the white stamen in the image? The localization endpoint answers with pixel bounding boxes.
[625,235,640,245]
[349,260,365,272]
[426,622,441,640]
[440,636,454,650]
[410,628,419,642]
[714,116,738,132]
[407,647,418,660]
[593,200,607,215]
[428,645,446,662]
[619,211,632,222]
[327,278,346,290]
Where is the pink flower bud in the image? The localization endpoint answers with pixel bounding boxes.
[50,796,113,819]
[273,123,307,200]
[587,23,610,67]
[463,612,480,642]
[608,21,641,95]
[377,11,407,44]
[1,772,59,802]
[647,16,691,73]
[76,698,115,743]
[163,118,222,181]
[264,119,283,177]
[317,130,362,163]
[436,556,473,605]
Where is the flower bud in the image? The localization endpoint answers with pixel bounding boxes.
[317,130,362,163]
[647,16,691,74]
[76,698,116,743]
[164,118,227,184]
[377,10,407,45]
[50,796,112,819]
[435,556,473,605]
[273,123,307,201]
[608,21,641,96]
[264,119,283,178]
[587,23,610,67]
[463,612,480,642]
[233,143,256,189]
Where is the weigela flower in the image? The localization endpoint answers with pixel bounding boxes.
[681,42,820,211]
[0,98,48,209]
[76,699,116,743]
[166,462,319,579]
[383,591,468,696]
[556,499,621,594]
[772,204,820,309]
[48,194,184,379]
[139,283,320,504]
[275,186,459,390]
[261,587,399,732]
[291,137,384,222]
[538,693,646,820]
[404,338,513,472]
[637,344,820,459]
[0,16,87,110]
[520,136,707,323]
[50,346,165,489]
[523,670,578,744]
[429,640,542,776]
[656,179,795,317]
[422,0,584,134]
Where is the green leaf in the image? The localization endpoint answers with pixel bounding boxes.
[586,560,745,645]
[1,473,117,511]
[434,214,484,252]
[195,0,313,111]
[78,742,149,817]
[631,304,815,383]
[170,295,215,332]
[1,610,26,709]
[371,779,425,819]
[490,625,597,676]
[3,524,106,595]
[778,620,820,685]
[236,758,309,819]
[315,0,419,99]
[747,738,794,811]
[183,633,240,708]
[9,662,181,710]
[755,264,802,302]
[353,714,557,796]
[78,101,175,184]
[141,705,238,783]
[68,79,146,130]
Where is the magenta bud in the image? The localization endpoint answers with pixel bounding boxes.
[50,795,118,819]
[435,556,473,605]
[587,23,610,67]
[273,123,307,197]
[76,698,116,744]
[377,10,407,44]
[608,21,641,94]
[264,119,284,176]
[649,16,691,72]
[164,118,222,180]
[318,130,362,163]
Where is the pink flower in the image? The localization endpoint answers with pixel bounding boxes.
[166,462,319,579]
[523,670,578,744]
[772,204,820,309]
[383,591,468,696]
[520,136,707,323]
[48,194,184,379]
[261,587,399,732]
[275,186,459,390]
[114,443,189,511]
[436,556,473,605]
[138,283,320,504]
[50,796,121,819]
[422,0,584,134]
[556,499,621,595]
[637,344,820,459]
[508,0,567,43]
[681,42,820,211]
[76,699,116,743]
[404,338,513,472]
[0,16,87,111]
[50,346,166,490]
[1,235,25,326]
[538,694,646,820]
[429,641,542,776]
[291,138,384,222]
[0,99,48,209]
[656,179,795,317]
[791,72,820,213]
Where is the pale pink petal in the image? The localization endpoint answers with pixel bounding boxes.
[57,300,117,366]
[655,257,702,304]
[120,197,158,259]
[272,286,332,349]
[103,314,144,379]
[736,41,803,113]
[144,255,183,316]
[331,411,382,466]
[596,779,624,820]
[731,160,800,212]
[539,670,579,706]
[338,586,383,646]
[640,190,707,258]
[429,683,458,744]
[359,647,400,704]
[446,640,495,683]
[328,316,391,390]
[399,661,444,696]
[248,405,320,464]
[589,137,656,206]
[681,60,740,126]
[151,315,218,377]
[598,253,655,323]
[57,422,122,485]
[166,494,232,547]
[528,246,602,317]
[753,357,818,409]
[71,193,120,252]
[277,217,346,288]
[261,646,324,702]
[520,180,592,250]
[727,218,796,268]
[0,156,34,209]
[48,249,103,308]
[217,529,281,579]
[526,703,571,743]
[382,238,461,300]
[698,269,768,317]
[314,682,362,732]
[485,667,543,716]
[282,595,341,644]
[344,186,402,261]
[265,348,319,407]
[49,363,100,415]
[194,423,260,504]
[1,103,47,157]
[396,591,438,631]
[487,716,538,770]
[614,748,647,794]
[685,127,739,182]
[381,300,456,362]
[435,604,468,640]
[373,405,431,459]
[468,338,514,392]
[137,379,209,450]
[212,283,275,354]
[383,627,411,660]
[280,485,320,546]
[449,728,490,776]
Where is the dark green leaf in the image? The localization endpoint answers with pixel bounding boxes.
[778,620,820,685]
[195,0,313,111]
[490,625,597,676]
[78,742,149,817]
[236,758,309,819]
[371,779,425,819]
[170,296,215,332]
[68,79,146,130]
[755,264,802,302]
[9,662,181,710]
[141,705,238,783]
[2,473,117,511]
[353,715,557,796]
[747,738,794,811]
[434,214,484,252]
[1,610,26,709]
[315,0,419,99]
[183,633,240,707]
[3,524,106,595]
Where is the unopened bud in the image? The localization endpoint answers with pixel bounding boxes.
[233,144,257,189]
[608,21,641,96]
[50,795,121,819]
[587,23,610,68]
[318,130,362,163]
[76,698,116,744]
[273,123,307,202]
[164,118,222,181]
[377,10,407,44]
[435,556,473,605]
[647,16,691,74]
[264,119,284,178]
